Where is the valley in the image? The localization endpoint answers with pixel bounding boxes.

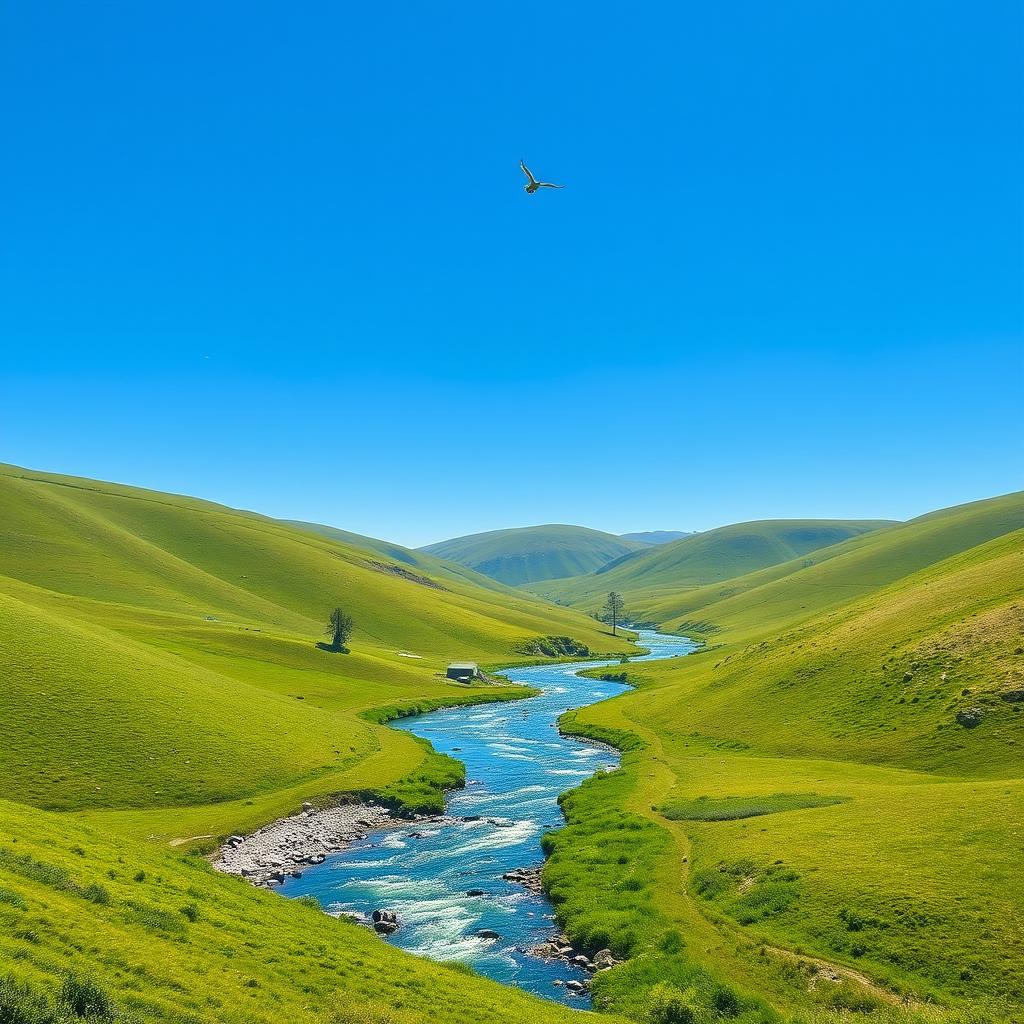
[1,464,1021,1024]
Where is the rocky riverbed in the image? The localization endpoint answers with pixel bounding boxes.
[215,801,399,887]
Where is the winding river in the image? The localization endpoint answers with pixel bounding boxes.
[281,629,696,1005]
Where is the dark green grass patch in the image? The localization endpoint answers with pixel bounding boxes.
[661,793,848,822]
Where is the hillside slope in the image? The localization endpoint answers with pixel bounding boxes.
[420,524,646,586]
[281,518,518,593]
[549,495,1024,1021]
[643,490,1024,636]
[0,463,630,825]
[530,519,895,612]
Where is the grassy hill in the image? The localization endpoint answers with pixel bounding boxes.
[545,493,1024,1022]
[619,531,692,545]
[419,525,646,586]
[530,519,895,613]
[636,491,1024,636]
[0,462,631,827]
[281,518,519,593]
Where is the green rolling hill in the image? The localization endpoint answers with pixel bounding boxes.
[530,519,896,612]
[549,491,1024,1021]
[619,530,692,545]
[0,463,631,821]
[419,524,647,586]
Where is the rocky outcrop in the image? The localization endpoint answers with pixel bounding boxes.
[502,865,543,894]
[529,935,621,975]
[956,707,985,728]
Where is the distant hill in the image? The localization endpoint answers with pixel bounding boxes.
[619,530,692,545]
[419,524,646,586]
[634,490,1024,636]
[530,519,896,608]
[280,519,516,594]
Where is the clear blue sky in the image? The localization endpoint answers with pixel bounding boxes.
[3,2,1022,547]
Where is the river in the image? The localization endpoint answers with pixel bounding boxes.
[281,629,696,1005]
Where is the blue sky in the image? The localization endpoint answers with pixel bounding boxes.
[3,1,1021,547]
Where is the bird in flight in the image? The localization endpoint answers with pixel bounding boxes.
[520,160,564,194]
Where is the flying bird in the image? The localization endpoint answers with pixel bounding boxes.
[520,160,564,194]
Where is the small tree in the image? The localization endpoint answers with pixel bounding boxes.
[601,591,626,636]
[326,607,354,652]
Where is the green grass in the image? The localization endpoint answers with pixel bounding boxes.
[528,519,895,613]
[544,498,1024,1022]
[420,524,646,586]
[660,794,848,822]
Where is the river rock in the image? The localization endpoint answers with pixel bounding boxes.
[593,949,616,969]
[565,980,587,993]
[477,929,501,939]
[466,888,487,896]
[372,909,399,934]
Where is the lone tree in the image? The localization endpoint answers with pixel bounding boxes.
[326,607,354,652]
[601,591,626,636]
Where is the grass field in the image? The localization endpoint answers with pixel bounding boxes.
[528,519,896,615]
[548,493,1024,1022]
[420,524,647,585]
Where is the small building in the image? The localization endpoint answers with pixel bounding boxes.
[446,661,480,682]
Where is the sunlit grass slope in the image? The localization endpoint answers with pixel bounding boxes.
[0,798,620,1024]
[529,520,895,613]
[638,490,1024,634]
[420,524,646,586]
[550,497,1024,1022]
[281,518,520,593]
[0,462,629,831]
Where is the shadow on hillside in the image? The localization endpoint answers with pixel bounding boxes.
[315,642,350,654]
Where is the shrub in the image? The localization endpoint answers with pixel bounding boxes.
[179,902,199,922]
[711,984,741,1017]
[0,887,26,910]
[0,975,51,1024]
[61,974,115,1019]
[82,884,111,906]
[649,982,696,1024]
[132,871,145,883]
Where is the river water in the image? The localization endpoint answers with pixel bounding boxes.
[281,629,696,1005]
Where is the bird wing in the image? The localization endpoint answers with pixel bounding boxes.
[536,182,565,189]
[520,160,538,185]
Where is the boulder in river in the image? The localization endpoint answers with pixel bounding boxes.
[476,929,501,940]
[371,909,399,935]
